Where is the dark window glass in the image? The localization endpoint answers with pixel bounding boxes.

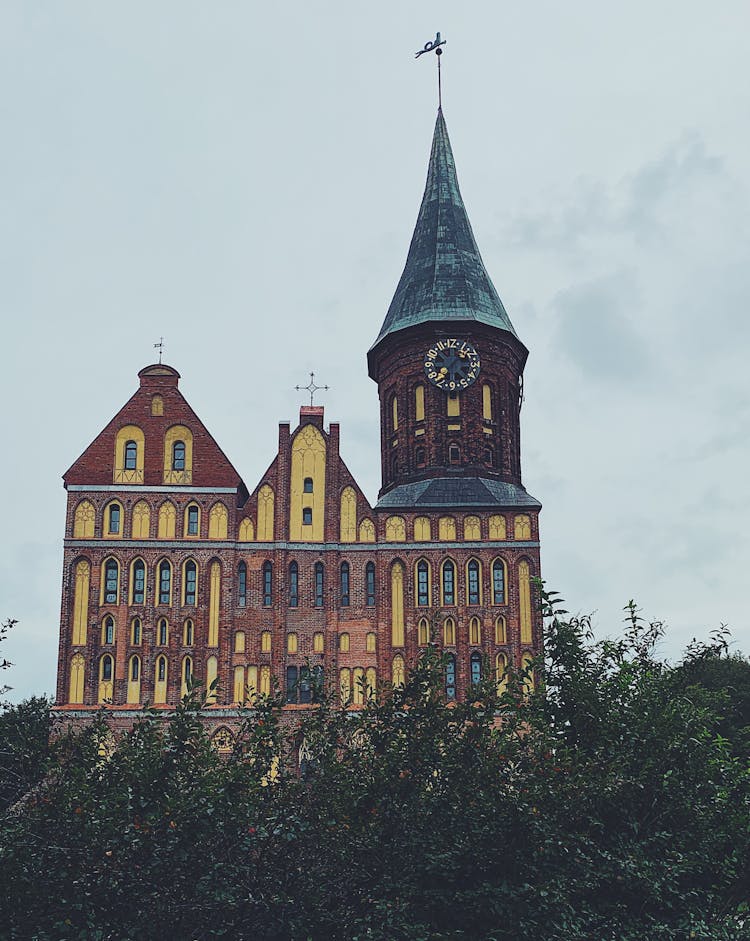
[366,562,376,606]
[445,654,456,701]
[484,446,494,466]
[314,562,324,608]
[237,562,247,607]
[131,657,140,681]
[492,561,505,604]
[184,657,192,683]
[104,616,115,645]
[289,562,298,607]
[415,446,426,467]
[108,504,120,534]
[124,440,138,470]
[340,562,350,606]
[471,652,482,685]
[158,619,168,645]
[417,561,429,606]
[299,666,312,704]
[263,561,273,606]
[286,666,298,704]
[449,445,460,464]
[468,560,480,605]
[302,507,313,525]
[303,477,313,493]
[102,656,113,681]
[104,559,118,604]
[185,561,197,606]
[442,561,455,606]
[159,561,171,605]
[173,441,186,471]
[184,620,194,645]
[187,505,199,535]
[132,618,141,645]
[157,657,166,682]
[133,560,145,604]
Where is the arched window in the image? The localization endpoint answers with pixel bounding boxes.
[514,514,532,540]
[449,444,461,464]
[417,617,430,646]
[181,656,193,697]
[234,630,245,653]
[103,559,119,605]
[131,617,142,646]
[339,632,350,653]
[130,655,140,681]
[183,560,197,606]
[237,562,247,607]
[157,618,169,645]
[157,501,177,539]
[470,652,482,686]
[101,656,113,680]
[287,632,298,654]
[185,504,200,537]
[261,631,271,653]
[314,562,324,607]
[492,559,506,605]
[184,619,194,646]
[489,515,506,540]
[302,507,313,525]
[124,440,138,470]
[366,632,376,653]
[359,519,375,543]
[131,559,146,605]
[313,632,324,654]
[73,500,95,538]
[390,393,398,432]
[495,616,507,644]
[172,440,186,471]
[286,666,298,704]
[263,561,273,607]
[392,654,405,688]
[463,516,481,540]
[303,477,313,493]
[158,560,172,605]
[416,560,430,606]
[443,616,456,646]
[154,655,168,704]
[386,517,406,542]
[99,655,114,703]
[102,615,115,645]
[441,560,455,606]
[289,561,298,607]
[352,667,365,706]
[106,502,121,535]
[340,562,350,606]
[467,560,481,605]
[208,503,228,539]
[469,616,482,645]
[366,561,376,606]
[438,517,456,541]
[69,654,85,704]
[414,517,431,541]
[445,654,456,701]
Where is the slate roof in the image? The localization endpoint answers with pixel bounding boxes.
[370,108,518,355]
[376,477,541,510]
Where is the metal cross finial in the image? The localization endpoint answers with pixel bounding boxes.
[295,372,329,407]
[415,32,446,108]
[154,337,165,364]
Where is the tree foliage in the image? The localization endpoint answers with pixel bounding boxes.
[0,596,748,940]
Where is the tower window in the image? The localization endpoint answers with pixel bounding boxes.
[131,617,142,646]
[390,454,398,480]
[340,562,350,607]
[449,444,461,464]
[314,562,324,608]
[124,440,138,470]
[130,656,140,682]
[303,477,313,493]
[184,561,197,606]
[172,441,186,471]
[263,561,273,607]
[101,655,113,682]
[415,446,426,467]
[299,666,312,705]
[483,446,494,466]
[157,618,169,645]
[237,562,247,607]
[289,561,299,607]
[157,655,167,682]
[365,561,376,606]
[302,507,313,525]
[184,619,194,646]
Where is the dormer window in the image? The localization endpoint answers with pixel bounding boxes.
[302,507,313,525]
[172,441,186,471]
[303,477,313,493]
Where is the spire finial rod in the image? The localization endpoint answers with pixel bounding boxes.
[154,337,164,364]
[415,31,446,108]
[295,371,330,407]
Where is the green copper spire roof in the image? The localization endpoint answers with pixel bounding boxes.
[370,108,518,353]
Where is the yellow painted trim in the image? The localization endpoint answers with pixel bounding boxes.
[359,518,375,543]
[340,486,357,542]
[415,557,432,605]
[154,656,168,703]
[259,665,271,696]
[206,655,218,703]
[443,616,456,646]
[489,515,507,540]
[157,501,177,539]
[71,560,90,645]
[103,500,124,539]
[469,616,482,645]
[287,632,298,654]
[521,652,535,693]
[163,425,193,485]
[390,562,405,647]
[238,517,255,542]
[414,427,425,436]
[414,516,431,541]
[113,425,145,484]
[183,503,201,539]
[208,502,228,539]
[385,516,406,542]
[482,384,492,420]
[181,656,193,698]
[126,655,141,704]
[69,653,85,704]
[208,562,220,647]
[514,514,532,540]
[313,632,324,653]
[261,631,271,653]
[183,619,194,646]
[151,394,164,416]
[366,667,376,701]
[415,384,425,422]
[438,517,456,541]
[156,618,169,646]
[233,665,245,703]
[98,655,114,704]
[495,615,507,644]
[519,561,532,644]
[392,655,405,687]
[234,631,246,653]
[289,425,326,542]
[483,427,494,435]
[447,393,460,417]
[339,632,350,653]
[132,501,151,539]
[246,665,258,704]
[181,558,198,606]
[353,667,365,705]
[257,485,275,541]
[447,423,461,431]
[463,516,481,540]
[73,501,95,538]
[366,632,376,653]
[392,395,398,431]
[417,616,430,646]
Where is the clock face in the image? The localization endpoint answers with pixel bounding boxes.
[423,339,481,392]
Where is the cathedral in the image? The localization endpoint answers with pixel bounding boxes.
[53,108,543,737]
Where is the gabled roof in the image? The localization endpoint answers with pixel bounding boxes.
[370,108,518,359]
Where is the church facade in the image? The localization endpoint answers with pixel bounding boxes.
[53,109,542,734]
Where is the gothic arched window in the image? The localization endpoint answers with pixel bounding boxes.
[172,441,186,471]
[340,562,350,606]
[131,559,145,605]
[124,440,138,470]
[441,560,455,606]
[492,559,506,605]
[314,562,324,607]
[158,560,172,605]
[467,560,480,605]
[470,652,482,686]
[445,654,456,701]
[417,560,430,606]
[237,562,247,607]
[365,561,376,606]
[262,561,273,606]
[289,561,299,607]
[184,560,197,606]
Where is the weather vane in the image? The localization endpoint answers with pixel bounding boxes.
[295,372,330,407]
[154,337,165,364]
[415,31,446,108]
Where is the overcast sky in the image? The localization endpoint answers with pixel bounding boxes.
[2,2,749,702]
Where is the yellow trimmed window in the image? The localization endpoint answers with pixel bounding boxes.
[114,425,145,484]
[495,615,507,644]
[392,655,405,687]
[184,503,200,538]
[163,425,193,484]
[154,655,168,703]
[313,632,324,654]
[339,632,350,653]
[469,617,482,645]
[414,516,431,541]
[366,632,376,654]
[514,514,532,540]
[287,633,298,654]
[489,515,506,540]
[73,501,95,538]
[340,487,357,542]
[443,616,456,646]
[132,501,151,539]
[385,516,406,542]
[261,631,271,653]
[104,501,123,539]
[234,631,246,653]
[463,516,481,540]
[181,656,194,699]
[417,617,430,646]
[71,560,90,645]
[238,517,254,542]
[257,485,275,541]
[208,503,228,539]
[98,655,114,704]
[69,653,85,704]
[157,501,176,539]
[438,517,456,541]
[359,519,375,542]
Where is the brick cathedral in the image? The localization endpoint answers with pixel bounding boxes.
[53,108,543,737]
